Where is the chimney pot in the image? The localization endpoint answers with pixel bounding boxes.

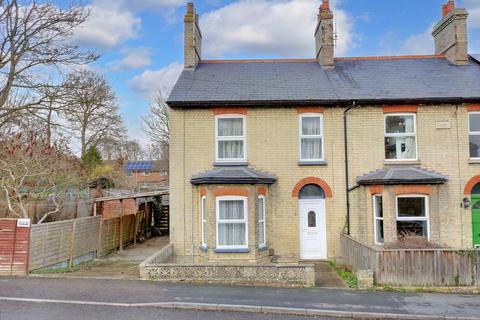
[442,0,455,17]
[187,2,194,14]
[320,0,330,13]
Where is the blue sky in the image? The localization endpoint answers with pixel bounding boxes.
[58,0,480,143]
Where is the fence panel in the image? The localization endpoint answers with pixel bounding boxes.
[340,234,377,271]
[99,215,135,256]
[29,216,100,271]
[0,220,30,276]
[377,250,476,287]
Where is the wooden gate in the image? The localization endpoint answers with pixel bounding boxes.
[0,219,30,276]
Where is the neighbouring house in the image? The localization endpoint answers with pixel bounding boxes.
[124,161,168,189]
[166,0,480,267]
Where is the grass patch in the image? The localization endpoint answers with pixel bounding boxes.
[329,260,358,288]
[31,260,102,274]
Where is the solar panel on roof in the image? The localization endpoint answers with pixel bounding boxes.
[125,161,154,172]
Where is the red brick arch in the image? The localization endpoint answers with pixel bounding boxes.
[464,175,480,195]
[292,177,333,198]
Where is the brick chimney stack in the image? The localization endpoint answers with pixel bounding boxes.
[432,0,469,65]
[314,0,334,69]
[184,2,202,68]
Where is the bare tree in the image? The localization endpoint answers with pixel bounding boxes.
[0,132,86,222]
[142,93,169,160]
[62,70,126,157]
[0,0,97,127]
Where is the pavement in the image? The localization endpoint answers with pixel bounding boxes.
[0,277,479,319]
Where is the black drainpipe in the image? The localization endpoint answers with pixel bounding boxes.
[344,101,356,235]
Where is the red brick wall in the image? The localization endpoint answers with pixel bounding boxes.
[101,199,137,220]
[0,220,30,276]
[126,172,167,184]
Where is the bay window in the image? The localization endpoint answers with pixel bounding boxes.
[396,195,429,239]
[258,196,266,248]
[469,112,480,159]
[373,195,384,245]
[216,196,248,249]
[385,114,417,160]
[215,115,246,162]
[299,114,323,161]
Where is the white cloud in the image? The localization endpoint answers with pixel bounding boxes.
[129,62,183,100]
[200,0,355,58]
[462,0,480,29]
[401,24,435,55]
[108,48,152,72]
[73,3,141,49]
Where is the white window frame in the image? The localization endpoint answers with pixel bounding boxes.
[384,113,418,161]
[215,196,248,250]
[373,195,384,245]
[142,171,150,176]
[299,113,324,162]
[468,112,480,160]
[201,196,207,247]
[215,115,247,163]
[395,194,430,240]
[258,195,266,248]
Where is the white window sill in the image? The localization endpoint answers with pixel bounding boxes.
[469,159,480,164]
[384,160,421,165]
[298,160,327,166]
[214,248,250,253]
[213,162,248,167]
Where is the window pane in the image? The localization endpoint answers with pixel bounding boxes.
[385,115,415,134]
[385,136,416,159]
[301,138,322,159]
[374,196,383,218]
[258,198,264,220]
[218,118,243,136]
[470,135,480,158]
[397,197,426,217]
[308,211,316,227]
[302,117,321,135]
[219,200,244,220]
[376,219,384,243]
[470,114,480,132]
[259,221,265,245]
[397,221,428,237]
[299,184,325,199]
[218,223,246,246]
[218,140,244,159]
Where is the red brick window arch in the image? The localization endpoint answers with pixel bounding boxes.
[292,177,332,198]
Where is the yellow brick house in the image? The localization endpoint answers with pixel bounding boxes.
[166,0,480,267]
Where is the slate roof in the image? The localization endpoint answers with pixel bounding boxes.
[167,55,480,107]
[357,167,448,185]
[190,167,277,185]
[471,54,480,63]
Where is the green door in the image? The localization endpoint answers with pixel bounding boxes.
[472,195,480,248]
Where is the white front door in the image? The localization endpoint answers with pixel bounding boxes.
[299,200,327,260]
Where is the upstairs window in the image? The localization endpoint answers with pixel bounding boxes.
[396,195,429,239]
[385,114,417,160]
[299,114,323,161]
[469,113,480,159]
[215,115,246,163]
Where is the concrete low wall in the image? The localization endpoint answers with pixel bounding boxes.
[139,244,315,287]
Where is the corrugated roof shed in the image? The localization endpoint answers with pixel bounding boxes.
[168,56,480,106]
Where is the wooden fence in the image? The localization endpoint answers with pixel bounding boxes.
[341,234,480,287]
[29,215,138,271]
[0,219,30,276]
[29,216,101,271]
